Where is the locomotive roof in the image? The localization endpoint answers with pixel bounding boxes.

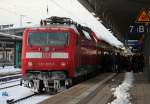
[27,24,79,34]
[26,24,94,41]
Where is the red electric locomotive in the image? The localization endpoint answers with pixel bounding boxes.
[22,17,101,92]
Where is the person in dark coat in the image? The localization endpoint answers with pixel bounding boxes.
[132,54,139,72]
[138,53,145,72]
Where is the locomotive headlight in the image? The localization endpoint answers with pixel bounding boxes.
[51,52,69,59]
[26,52,42,58]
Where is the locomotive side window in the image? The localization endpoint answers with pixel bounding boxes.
[28,32,69,46]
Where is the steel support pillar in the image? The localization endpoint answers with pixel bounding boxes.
[144,25,150,82]
[14,42,20,68]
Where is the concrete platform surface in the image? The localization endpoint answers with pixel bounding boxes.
[38,73,116,104]
[131,72,150,104]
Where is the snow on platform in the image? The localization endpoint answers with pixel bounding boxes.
[0,66,21,76]
[109,72,134,104]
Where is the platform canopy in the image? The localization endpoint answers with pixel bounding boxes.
[0,32,22,41]
[0,0,124,48]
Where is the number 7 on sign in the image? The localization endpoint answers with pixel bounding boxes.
[129,25,134,33]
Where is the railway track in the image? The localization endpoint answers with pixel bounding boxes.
[0,83,20,90]
[0,74,21,82]
[0,74,21,90]
[7,93,37,104]
[0,79,20,85]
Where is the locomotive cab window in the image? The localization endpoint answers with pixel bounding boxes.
[28,32,69,46]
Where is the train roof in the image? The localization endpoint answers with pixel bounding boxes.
[25,17,98,41]
[25,24,96,41]
[25,24,79,33]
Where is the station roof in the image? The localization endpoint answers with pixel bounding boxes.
[0,32,22,41]
[79,0,150,40]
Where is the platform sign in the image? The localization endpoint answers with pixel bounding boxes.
[126,40,139,45]
[127,8,150,52]
[129,25,145,34]
[135,9,150,24]
[126,39,144,49]
[129,9,150,34]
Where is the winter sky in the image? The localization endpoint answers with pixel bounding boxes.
[0,0,123,47]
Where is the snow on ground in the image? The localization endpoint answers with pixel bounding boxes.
[15,94,51,104]
[0,79,20,89]
[109,72,134,104]
[0,85,51,104]
[0,0,123,48]
[0,66,21,75]
[0,86,34,104]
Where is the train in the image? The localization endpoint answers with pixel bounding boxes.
[21,16,102,93]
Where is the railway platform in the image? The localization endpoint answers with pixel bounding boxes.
[38,73,123,104]
[86,72,150,104]
[131,72,150,104]
[38,72,150,104]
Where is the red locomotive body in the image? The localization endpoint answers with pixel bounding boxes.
[22,17,101,92]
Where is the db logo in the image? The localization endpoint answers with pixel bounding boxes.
[42,53,51,58]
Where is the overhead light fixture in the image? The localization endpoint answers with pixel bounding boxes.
[91,12,96,16]
[99,20,103,23]
[124,49,128,53]
[122,47,126,50]
[107,28,111,31]
[96,17,100,21]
